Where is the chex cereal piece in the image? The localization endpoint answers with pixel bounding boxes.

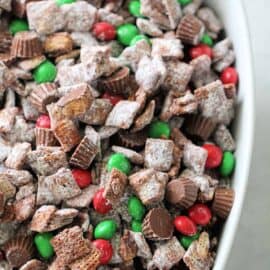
[16,183,35,201]
[56,83,93,119]
[183,0,203,15]
[171,90,198,116]
[105,100,140,129]
[0,136,11,162]
[103,168,127,205]
[79,99,113,126]
[129,168,168,205]
[151,38,184,60]
[194,80,235,125]
[183,232,214,270]
[112,146,144,165]
[144,139,174,172]
[5,142,31,170]
[51,226,91,265]
[0,168,33,187]
[27,146,68,176]
[214,50,235,72]
[168,144,183,177]
[160,91,175,121]
[129,231,152,259]
[213,124,236,151]
[119,230,137,262]
[0,0,11,11]
[136,18,163,37]
[66,185,99,208]
[0,176,16,201]
[20,259,47,270]
[212,38,233,62]
[45,168,81,201]
[135,56,167,95]
[148,237,185,270]
[48,258,67,270]
[26,1,65,35]
[14,194,35,222]
[141,0,182,30]
[162,61,193,96]
[0,107,18,132]
[98,8,124,27]
[17,56,46,71]
[21,98,39,121]
[183,143,207,175]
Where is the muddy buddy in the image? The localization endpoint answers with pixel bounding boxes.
[0,0,237,269]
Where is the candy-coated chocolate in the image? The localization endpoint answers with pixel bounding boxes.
[36,115,51,129]
[201,34,213,47]
[131,220,142,232]
[180,233,200,249]
[128,196,146,221]
[94,220,117,240]
[128,0,142,17]
[117,24,139,46]
[33,60,57,84]
[178,0,192,6]
[220,67,238,84]
[188,204,212,226]
[102,92,123,105]
[56,0,76,6]
[174,216,197,236]
[148,121,171,139]
[93,188,112,214]
[190,44,213,59]
[34,232,54,260]
[219,151,236,177]
[107,153,131,175]
[130,34,151,46]
[92,239,113,265]
[9,19,29,35]
[71,169,92,188]
[92,22,116,41]
[203,144,223,169]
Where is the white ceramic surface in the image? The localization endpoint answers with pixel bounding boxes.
[205,1,255,269]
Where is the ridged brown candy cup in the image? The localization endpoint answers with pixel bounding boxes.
[11,31,43,58]
[117,129,147,150]
[184,114,217,141]
[212,187,235,219]
[142,208,173,240]
[166,178,198,209]
[100,67,130,95]
[176,14,205,45]
[4,236,34,268]
[35,127,57,147]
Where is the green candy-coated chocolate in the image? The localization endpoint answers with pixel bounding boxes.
[131,220,142,232]
[180,233,200,249]
[9,19,29,35]
[148,121,171,139]
[94,220,117,240]
[128,196,146,221]
[219,151,235,177]
[178,0,192,6]
[130,34,151,46]
[107,153,131,175]
[201,34,214,47]
[33,60,57,84]
[56,0,76,6]
[34,232,54,259]
[117,24,139,46]
[128,1,141,17]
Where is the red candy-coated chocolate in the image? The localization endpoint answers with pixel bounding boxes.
[188,204,212,226]
[202,143,223,169]
[92,239,113,265]
[174,216,197,236]
[220,67,238,84]
[71,169,92,188]
[36,115,51,129]
[102,92,123,106]
[190,44,213,59]
[92,22,116,41]
[93,188,112,214]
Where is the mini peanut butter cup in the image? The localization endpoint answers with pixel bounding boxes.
[176,14,205,45]
[11,31,43,58]
[4,236,34,268]
[166,178,198,209]
[184,114,217,141]
[35,127,57,147]
[142,208,173,240]
[100,67,130,95]
[117,129,147,150]
[212,187,235,219]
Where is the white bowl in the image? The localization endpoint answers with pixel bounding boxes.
[205,1,255,269]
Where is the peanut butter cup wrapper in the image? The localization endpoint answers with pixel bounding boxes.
[100,67,130,95]
[176,14,205,45]
[69,136,98,170]
[117,129,147,150]
[4,236,34,268]
[142,208,173,240]
[166,178,198,209]
[11,31,43,58]
[0,32,12,53]
[185,114,217,141]
[212,187,235,219]
[29,83,58,113]
[35,127,57,147]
